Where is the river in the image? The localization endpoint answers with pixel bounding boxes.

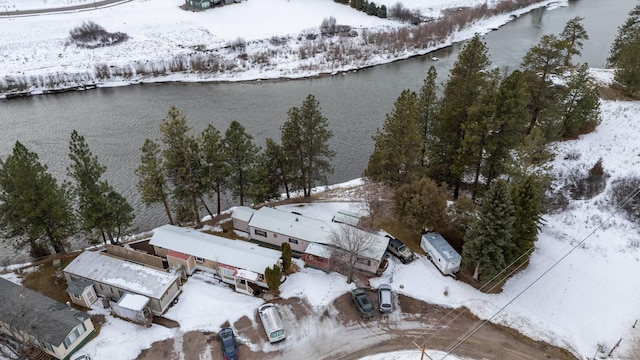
[0,0,636,264]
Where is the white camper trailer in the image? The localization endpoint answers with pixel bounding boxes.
[420,232,461,276]
[258,303,286,343]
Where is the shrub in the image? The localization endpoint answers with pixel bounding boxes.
[610,175,640,222]
[389,2,421,24]
[227,37,246,52]
[564,159,608,200]
[320,16,337,36]
[68,21,128,48]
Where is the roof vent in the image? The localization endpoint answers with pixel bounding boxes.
[295,218,299,222]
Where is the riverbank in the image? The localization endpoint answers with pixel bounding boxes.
[0,0,555,99]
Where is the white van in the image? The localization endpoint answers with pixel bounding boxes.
[258,303,286,343]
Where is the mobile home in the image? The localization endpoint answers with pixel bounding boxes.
[420,232,461,276]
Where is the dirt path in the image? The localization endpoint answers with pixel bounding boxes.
[137,291,576,360]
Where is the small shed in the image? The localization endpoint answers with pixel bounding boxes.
[111,293,153,326]
[302,243,333,272]
[66,280,97,308]
[331,210,361,227]
[231,206,256,233]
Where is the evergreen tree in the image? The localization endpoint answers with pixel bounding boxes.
[68,130,133,244]
[281,94,335,198]
[281,242,292,272]
[558,63,601,139]
[461,179,515,282]
[482,69,530,186]
[246,151,281,204]
[394,177,448,233]
[608,4,640,96]
[160,106,203,225]
[0,142,74,256]
[365,89,422,186]
[264,265,282,294]
[367,2,378,15]
[429,34,491,198]
[200,124,228,215]
[521,34,566,135]
[135,139,174,225]
[417,66,439,167]
[559,16,589,67]
[224,120,259,206]
[509,174,544,264]
[463,68,500,199]
[264,138,291,199]
[377,4,387,18]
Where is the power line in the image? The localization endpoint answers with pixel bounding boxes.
[440,183,640,359]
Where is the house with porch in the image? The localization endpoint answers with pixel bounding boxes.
[149,224,283,296]
[0,277,95,360]
[233,206,389,276]
[63,251,181,315]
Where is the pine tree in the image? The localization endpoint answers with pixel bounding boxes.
[463,68,500,199]
[394,177,448,233]
[246,151,280,204]
[417,66,439,167]
[264,265,282,294]
[377,4,387,18]
[521,34,566,135]
[365,89,422,186]
[281,94,335,198]
[68,130,133,244]
[0,142,74,256]
[461,179,515,282]
[559,16,589,67]
[482,69,530,186]
[264,138,291,199]
[224,120,259,206]
[558,63,601,139]
[135,139,174,225]
[429,34,491,198]
[509,174,544,264]
[608,4,640,96]
[160,106,203,225]
[199,124,228,215]
[367,2,378,15]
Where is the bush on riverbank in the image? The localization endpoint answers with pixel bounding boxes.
[68,21,129,49]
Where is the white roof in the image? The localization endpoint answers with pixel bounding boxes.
[63,251,179,300]
[231,206,256,223]
[235,269,258,281]
[357,230,389,261]
[249,207,333,244]
[149,225,281,275]
[117,293,150,311]
[304,243,333,259]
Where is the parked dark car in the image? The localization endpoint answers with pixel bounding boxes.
[350,288,374,319]
[385,235,414,263]
[218,327,239,360]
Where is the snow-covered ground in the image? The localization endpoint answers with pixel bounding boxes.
[0,0,554,95]
[4,87,640,359]
[3,0,639,359]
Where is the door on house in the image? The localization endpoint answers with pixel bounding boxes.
[234,278,252,296]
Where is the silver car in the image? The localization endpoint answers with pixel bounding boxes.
[378,284,393,313]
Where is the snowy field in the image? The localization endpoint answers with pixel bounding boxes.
[0,0,554,93]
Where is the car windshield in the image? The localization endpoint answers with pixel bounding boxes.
[359,295,372,310]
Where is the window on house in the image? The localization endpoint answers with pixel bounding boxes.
[221,268,235,277]
[40,340,53,352]
[63,323,85,348]
[254,229,267,237]
[356,257,371,266]
[195,257,204,263]
[288,238,299,244]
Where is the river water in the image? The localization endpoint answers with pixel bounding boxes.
[0,0,636,264]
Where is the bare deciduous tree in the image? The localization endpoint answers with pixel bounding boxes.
[354,179,394,230]
[329,224,375,284]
